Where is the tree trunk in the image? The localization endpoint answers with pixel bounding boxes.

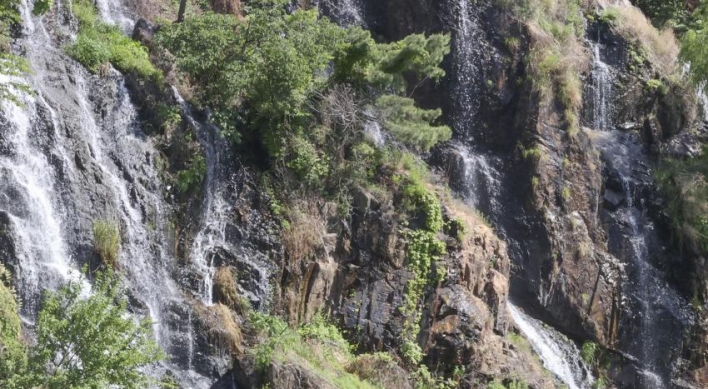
[177,0,187,22]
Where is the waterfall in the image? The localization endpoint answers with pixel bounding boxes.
[450,0,482,134]
[312,0,364,26]
[591,43,613,132]
[589,35,693,388]
[509,303,594,389]
[173,89,271,310]
[452,144,502,217]
[0,0,219,386]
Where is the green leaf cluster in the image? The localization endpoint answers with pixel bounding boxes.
[0,270,165,389]
[682,2,708,84]
[156,0,450,156]
[655,147,708,254]
[249,312,384,388]
[0,0,31,105]
[32,0,52,16]
[66,0,160,79]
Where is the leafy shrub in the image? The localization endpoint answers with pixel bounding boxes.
[67,0,160,79]
[66,31,111,72]
[175,149,206,194]
[93,220,120,268]
[581,341,598,366]
[1,270,164,388]
[0,265,26,385]
[682,2,708,84]
[655,150,708,253]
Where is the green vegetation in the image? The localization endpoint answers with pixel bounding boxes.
[0,265,26,387]
[32,0,52,15]
[376,95,451,152]
[250,312,382,388]
[581,341,599,366]
[0,0,30,104]
[67,0,159,79]
[655,150,708,253]
[0,269,164,388]
[632,0,691,29]
[496,0,586,134]
[93,219,121,268]
[155,0,450,154]
[682,2,708,84]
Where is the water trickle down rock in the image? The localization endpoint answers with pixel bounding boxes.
[586,30,694,389]
[0,0,242,386]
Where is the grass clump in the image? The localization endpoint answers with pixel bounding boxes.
[497,0,588,134]
[93,219,120,269]
[602,5,680,77]
[67,0,160,79]
[250,313,384,388]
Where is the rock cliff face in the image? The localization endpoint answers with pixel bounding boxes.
[314,0,705,388]
[2,0,707,388]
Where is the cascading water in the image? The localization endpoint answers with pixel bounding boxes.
[174,89,271,309]
[698,85,708,122]
[451,143,503,217]
[0,0,222,387]
[310,0,364,26]
[588,33,693,388]
[509,303,594,389]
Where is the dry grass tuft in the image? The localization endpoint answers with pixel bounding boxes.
[499,0,589,132]
[198,303,243,355]
[213,266,244,311]
[282,200,327,262]
[345,353,412,389]
[608,5,680,76]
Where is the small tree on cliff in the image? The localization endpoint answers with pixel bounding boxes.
[1,270,165,389]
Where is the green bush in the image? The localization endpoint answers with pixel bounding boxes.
[175,150,206,194]
[0,265,26,386]
[66,31,111,72]
[682,2,708,84]
[32,0,52,15]
[249,312,383,388]
[1,270,164,388]
[93,220,120,268]
[67,0,160,79]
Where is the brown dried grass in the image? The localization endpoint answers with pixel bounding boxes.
[609,5,680,76]
[282,200,327,262]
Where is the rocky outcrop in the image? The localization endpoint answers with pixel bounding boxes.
[266,183,556,387]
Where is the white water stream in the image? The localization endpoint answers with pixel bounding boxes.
[509,304,594,389]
